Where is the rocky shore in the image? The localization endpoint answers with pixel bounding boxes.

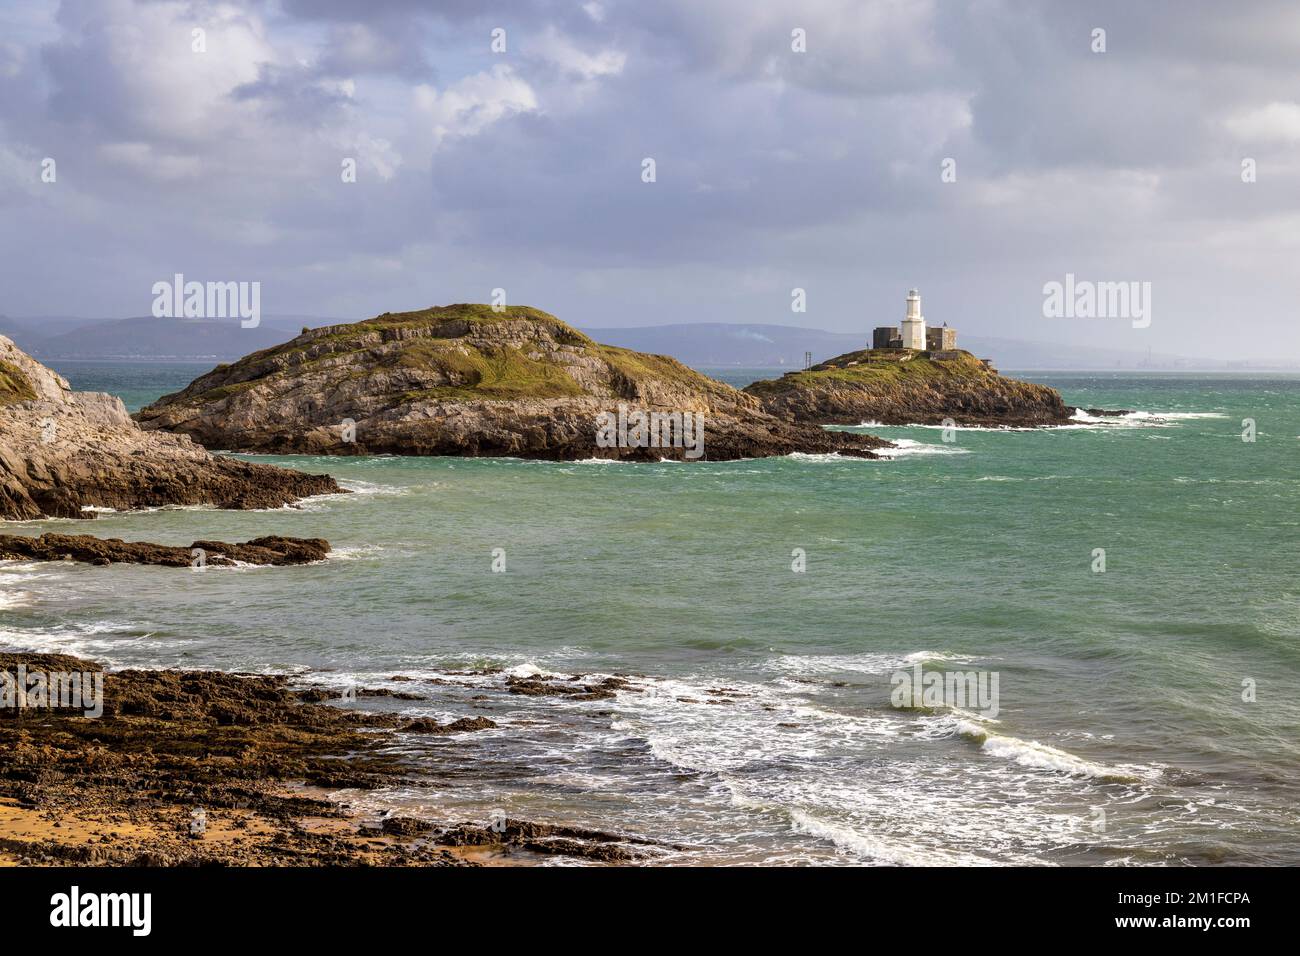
[0,335,342,520]
[135,305,892,461]
[0,652,667,866]
[0,533,330,567]
[745,348,1078,428]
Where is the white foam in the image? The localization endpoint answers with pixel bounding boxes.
[901,650,980,665]
[1064,408,1228,430]
[288,479,407,512]
[256,655,1164,864]
[292,654,569,693]
[0,621,188,668]
[0,561,53,576]
[327,544,386,561]
[834,421,1033,433]
[0,589,32,610]
[784,452,881,463]
[0,565,67,614]
[505,662,563,679]
[888,423,1037,433]
[607,672,1106,865]
[979,732,1151,781]
[337,479,405,495]
[1130,411,1227,420]
[880,439,971,458]
[785,807,1003,866]
[848,409,1226,433]
[922,713,1160,783]
[764,650,976,678]
[764,653,906,677]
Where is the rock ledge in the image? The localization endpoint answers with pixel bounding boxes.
[1,335,342,520]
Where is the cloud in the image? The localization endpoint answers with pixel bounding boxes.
[413,65,538,147]
[1224,102,1300,144]
[315,21,432,78]
[98,141,203,180]
[41,0,275,145]
[525,26,625,80]
[1,0,1299,360]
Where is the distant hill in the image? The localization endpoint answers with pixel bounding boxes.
[580,322,1236,370]
[25,317,296,360]
[580,323,864,368]
[1,316,111,354]
[4,314,1286,369]
[0,314,355,360]
[0,317,44,354]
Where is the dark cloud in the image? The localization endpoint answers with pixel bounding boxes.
[0,0,1298,360]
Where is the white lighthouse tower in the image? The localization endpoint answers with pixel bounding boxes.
[901,288,926,350]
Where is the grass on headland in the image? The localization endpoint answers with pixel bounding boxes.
[392,341,587,401]
[745,349,994,395]
[0,360,36,405]
[175,306,717,406]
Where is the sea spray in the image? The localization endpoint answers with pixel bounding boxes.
[890,664,999,719]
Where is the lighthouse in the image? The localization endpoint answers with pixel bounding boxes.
[900,288,926,350]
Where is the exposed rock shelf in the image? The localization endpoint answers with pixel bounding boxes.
[0,533,330,567]
[135,305,892,461]
[744,348,1076,427]
[0,652,670,866]
[0,335,342,520]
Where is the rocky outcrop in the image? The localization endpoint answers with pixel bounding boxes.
[135,305,892,461]
[0,335,342,520]
[0,652,664,866]
[0,533,330,566]
[0,652,431,866]
[434,818,668,862]
[400,716,497,734]
[745,349,1075,427]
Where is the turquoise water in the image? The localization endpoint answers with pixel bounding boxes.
[48,360,212,412]
[3,363,1298,864]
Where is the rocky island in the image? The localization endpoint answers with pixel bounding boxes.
[0,335,341,520]
[744,289,1126,429]
[135,305,892,461]
[0,533,330,567]
[745,347,1075,428]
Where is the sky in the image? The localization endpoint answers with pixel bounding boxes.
[1,0,1298,361]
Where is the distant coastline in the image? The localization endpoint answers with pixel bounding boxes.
[8,315,1298,371]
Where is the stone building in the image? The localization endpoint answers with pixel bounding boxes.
[926,325,957,350]
[872,289,956,352]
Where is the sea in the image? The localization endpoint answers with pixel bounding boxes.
[2,360,1298,865]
